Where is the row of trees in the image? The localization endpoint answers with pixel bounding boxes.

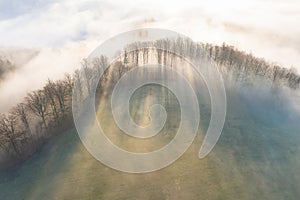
[0,75,74,167]
[0,55,110,168]
[125,38,300,89]
[0,38,299,169]
[204,43,300,89]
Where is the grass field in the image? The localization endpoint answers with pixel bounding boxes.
[0,84,300,200]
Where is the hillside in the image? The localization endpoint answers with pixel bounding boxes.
[0,81,299,199]
[0,38,300,199]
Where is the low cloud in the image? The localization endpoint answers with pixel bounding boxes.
[0,0,299,112]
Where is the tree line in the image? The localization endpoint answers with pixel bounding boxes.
[125,38,300,89]
[0,38,299,169]
[0,75,73,167]
[0,55,110,168]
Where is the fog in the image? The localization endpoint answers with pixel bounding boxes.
[0,41,94,112]
[0,0,299,112]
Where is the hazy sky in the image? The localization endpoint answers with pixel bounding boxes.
[0,0,300,111]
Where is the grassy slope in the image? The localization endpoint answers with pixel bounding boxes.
[0,86,300,200]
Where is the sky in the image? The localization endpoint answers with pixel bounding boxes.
[0,0,300,112]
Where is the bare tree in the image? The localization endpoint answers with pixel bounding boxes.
[93,56,107,75]
[64,73,74,94]
[26,90,48,129]
[116,61,125,79]
[82,59,93,96]
[0,114,21,156]
[54,80,68,115]
[44,79,59,122]
[0,127,9,154]
[73,69,83,102]
[14,103,31,136]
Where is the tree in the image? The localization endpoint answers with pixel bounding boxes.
[82,59,93,96]
[44,79,59,123]
[116,61,125,79]
[26,90,48,129]
[74,69,83,102]
[64,73,74,94]
[0,124,10,154]
[0,114,21,156]
[54,80,68,115]
[14,103,31,136]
